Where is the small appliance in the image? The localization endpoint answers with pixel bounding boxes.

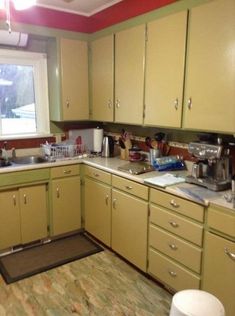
[101,136,114,157]
[186,141,232,191]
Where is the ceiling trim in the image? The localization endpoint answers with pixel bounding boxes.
[36,0,123,17]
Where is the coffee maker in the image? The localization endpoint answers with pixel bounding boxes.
[186,141,232,191]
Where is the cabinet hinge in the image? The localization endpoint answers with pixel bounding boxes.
[148,204,150,217]
[145,26,148,42]
[143,104,146,119]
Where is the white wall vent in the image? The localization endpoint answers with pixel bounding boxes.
[0,30,28,47]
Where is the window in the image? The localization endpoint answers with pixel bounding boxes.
[0,49,50,138]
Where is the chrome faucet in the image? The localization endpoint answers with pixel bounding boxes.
[12,147,16,159]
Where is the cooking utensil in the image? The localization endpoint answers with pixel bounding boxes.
[119,138,126,149]
[145,137,152,148]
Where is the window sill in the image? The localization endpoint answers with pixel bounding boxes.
[0,134,55,141]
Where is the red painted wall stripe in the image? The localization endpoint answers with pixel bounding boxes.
[0,0,176,33]
[89,0,177,33]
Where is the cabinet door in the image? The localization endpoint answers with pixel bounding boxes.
[84,178,111,246]
[52,176,81,236]
[20,185,48,244]
[183,0,235,133]
[144,11,187,127]
[203,232,235,316]
[115,25,145,124]
[0,190,21,249]
[60,38,89,120]
[91,35,114,122]
[112,189,148,271]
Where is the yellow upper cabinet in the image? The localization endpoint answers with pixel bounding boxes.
[183,0,235,133]
[115,24,146,125]
[144,11,187,128]
[60,38,89,121]
[90,35,114,122]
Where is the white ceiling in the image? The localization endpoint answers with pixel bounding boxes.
[36,0,123,16]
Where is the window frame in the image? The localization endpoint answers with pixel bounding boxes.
[0,49,50,138]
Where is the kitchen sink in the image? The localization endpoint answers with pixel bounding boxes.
[11,155,49,165]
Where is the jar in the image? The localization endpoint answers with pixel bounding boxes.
[129,146,142,162]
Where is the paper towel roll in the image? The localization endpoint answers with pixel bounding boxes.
[93,128,103,152]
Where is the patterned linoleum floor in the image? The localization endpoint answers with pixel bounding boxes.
[0,250,172,316]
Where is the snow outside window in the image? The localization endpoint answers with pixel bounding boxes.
[0,49,50,138]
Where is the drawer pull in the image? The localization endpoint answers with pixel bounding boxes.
[23,194,27,204]
[125,186,133,190]
[105,195,109,206]
[170,199,179,208]
[169,243,178,251]
[63,170,71,175]
[169,221,179,228]
[93,173,99,177]
[168,270,177,277]
[13,194,16,206]
[56,187,60,198]
[112,198,117,209]
[224,248,235,261]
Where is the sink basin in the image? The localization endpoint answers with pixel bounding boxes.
[11,155,49,165]
[0,159,12,167]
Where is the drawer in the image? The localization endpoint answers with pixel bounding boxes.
[150,188,204,222]
[0,168,50,187]
[149,225,202,273]
[84,165,111,184]
[112,175,148,200]
[150,204,203,246]
[149,248,200,291]
[208,206,235,238]
[51,164,80,179]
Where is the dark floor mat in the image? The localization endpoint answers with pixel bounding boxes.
[0,232,103,284]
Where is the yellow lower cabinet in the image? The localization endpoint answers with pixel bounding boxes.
[202,232,235,316]
[0,190,21,250]
[84,177,111,246]
[0,184,48,250]
[111,189,148,272]
[20,185,48,244]
[51,176,81,236]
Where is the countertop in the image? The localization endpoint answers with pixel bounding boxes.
[0,155,234,211]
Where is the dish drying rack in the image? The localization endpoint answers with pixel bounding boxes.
[41,143,85,159]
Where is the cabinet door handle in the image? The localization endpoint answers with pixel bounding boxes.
[93,173,99,177]
[170,199,179,208]
[105,195,109,206]
[168,270,177,277]
[13,194,16,206]
[169,243,178,251]
[108,99,112,109]
[66,99,70,108]
[187,97,192,110]
[112,198,117,209]
[224,247,235,261]
[23,194,27,204]
[115,99,120,108]
[125,186,133,190]
[174,98,178,110]
[169,221,179,228]
[63,170,72,175]
[56,187,60,198]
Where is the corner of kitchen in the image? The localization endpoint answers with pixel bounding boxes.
[0,0,234,315]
